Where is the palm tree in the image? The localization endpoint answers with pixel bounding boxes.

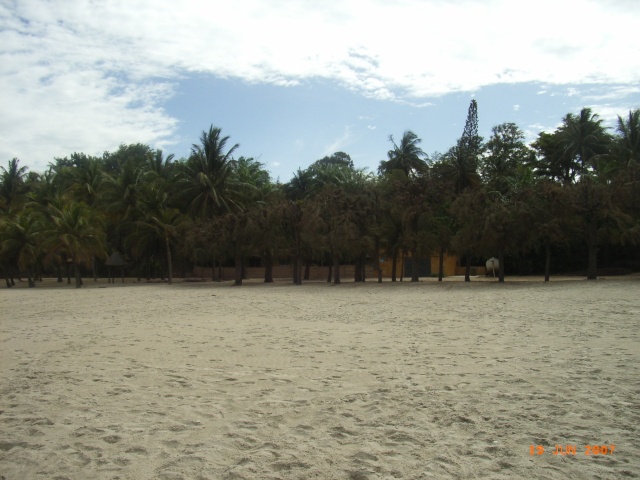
[531,131,574,185]
[438,144,481,195]
[0,211,44,287]
[560,107,611,176]
[614,109,640,166]
[537,108,614,280]
[450,186,486,281]
[0,158,28,213]
[102,159,145,221]
[145,149,175,183]
[68,158,105,207]
[44,202,107,288]
[229,158,283,283]
[378,131,427,177]
[230,157,271,189]
[529,180,575,281]
[284,167,321,285]
[129,206,187,285]
[285,168,315,201]
[177,125,241,218]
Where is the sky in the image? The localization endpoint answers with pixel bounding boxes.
[1,0,639,181]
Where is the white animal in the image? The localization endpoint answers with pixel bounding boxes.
[486,257,499,277]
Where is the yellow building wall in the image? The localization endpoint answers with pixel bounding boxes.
[430,254,458,277]
[378,250,459,278]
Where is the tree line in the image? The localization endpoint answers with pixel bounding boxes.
[1,102,639,287]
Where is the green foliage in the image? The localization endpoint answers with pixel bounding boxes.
[3,107,639,285]
[613,109,640,167]
[482,123,534,195]
[378,131,427,177]
[177,125,243,217]
[0,158,28,213]
[0,210,44,286]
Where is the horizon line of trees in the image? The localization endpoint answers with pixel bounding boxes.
[1,102,639,288]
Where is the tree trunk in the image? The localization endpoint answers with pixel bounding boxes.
[57,264,63,283]
[92,256,98,282]
[354,256,363,282]
[544,241,551,282]
[498,248,505,283]
[264,251,273,283]
[587,244,598,280]
[411,247,419,282]
[374,236,382,283]
[391,246,397,282]
[587,222,598,280]
[4,276,11,288]
[66,262,71,284]
[27,268,35,288]
[400,250,405,281]
[464,254,471,282]
[294,254,302,285]
[327,262,332,283]
[438,246,445,282]
[74,262,82,288]
[333,254,340,285]
[234,252,243,286]
[165,234,173,285]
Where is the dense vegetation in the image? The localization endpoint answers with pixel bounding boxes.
[1,103,639,287]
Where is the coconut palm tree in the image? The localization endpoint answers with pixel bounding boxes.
[614,109,640,166]
[560,107,611,176]
[128,205,187,285]
[285,168,315,201]
[531,131,574,185]
[438,144,481,195]
[44,202,107,288]
[102,159,146,221]
[177,125,241,218]
[378,131,427,177]
[535,109,615,279]
[0,158,28,213]
[68,157,105,207]
[0,211,44,287]
[145,149,176,183]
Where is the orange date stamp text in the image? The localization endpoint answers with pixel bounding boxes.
[530,444,616,456]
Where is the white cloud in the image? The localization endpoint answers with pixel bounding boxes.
[580,85,640,102]
[324,126,354,155]
[513,105,520,112]
[1,0,639,169]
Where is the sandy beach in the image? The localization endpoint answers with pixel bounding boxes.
[1,276,639,479]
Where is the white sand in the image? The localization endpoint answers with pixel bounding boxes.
[1,277,639,479]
